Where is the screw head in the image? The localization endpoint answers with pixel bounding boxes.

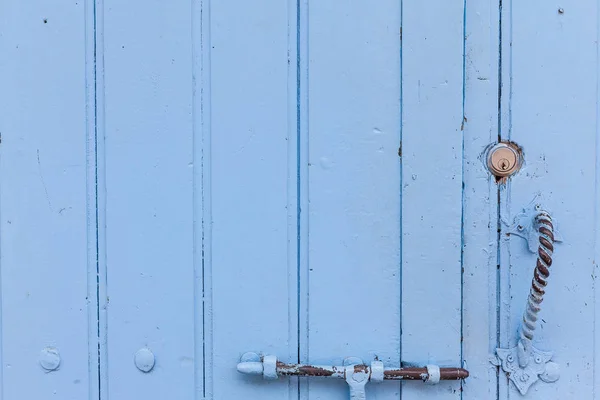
[507,355,514,362]
[520,373,529,382]
[487,143,522,178]
[134,348,155,373]
[39,347,61,371]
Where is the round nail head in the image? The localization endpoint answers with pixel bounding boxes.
[40,347,61,371]
[134,348,155,373]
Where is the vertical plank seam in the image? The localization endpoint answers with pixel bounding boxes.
[497,0,503,144]
[93,0,108,397]
[297,1,309,398]
[498,0,512,398]
[200,0,213,397]
[295,0,301,370]
[191,0,203,396]
[594,2,600,395]
[398,0,404,398]
[495,1,503,400]
[86,0,100,397]
[460,0,467,396]
[287,0,300,398]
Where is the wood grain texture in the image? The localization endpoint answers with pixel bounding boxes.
[0,0,96,399]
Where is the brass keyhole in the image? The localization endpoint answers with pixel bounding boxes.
[487,142,522,178]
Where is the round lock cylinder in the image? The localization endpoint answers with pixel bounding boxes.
[487,142,522,178]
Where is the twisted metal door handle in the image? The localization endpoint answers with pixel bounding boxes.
[520,211,553,346]
[495,207,561,395]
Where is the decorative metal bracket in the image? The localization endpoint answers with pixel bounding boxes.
[506,199,562,253]
[238,352,468,400]
[494,204,561,395]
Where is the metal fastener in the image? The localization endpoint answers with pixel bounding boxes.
[486,142,522,178]
[134,348,155,373]
[535,356,543,364]
[40,347,61,371]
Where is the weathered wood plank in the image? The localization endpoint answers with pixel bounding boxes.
[303,1,402,398]
[0,1,97,398]
[102,0,196,397]
[501,1,598,397]
[462,0,501,398]
[208,0,298,398]
[401,2,465,398]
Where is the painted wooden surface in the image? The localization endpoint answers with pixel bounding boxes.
[209,0,298,399]
[401,2,464,399]
[1,0,599,399]
[303,1,401,400]
[462,0,501,398]
[0,0,98,399]
[101,0,196,398]
[500,1,599,398]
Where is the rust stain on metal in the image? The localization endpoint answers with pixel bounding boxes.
[384,368,427,380]
[520,211,554,342]
[538,247,552,266]
[276,362,335,377]
[539,226,554,241]
[298,366,335,376]
[273,362,469,381]
[383,367,469,381]
[353,365,369,374]
[536,259,549,276]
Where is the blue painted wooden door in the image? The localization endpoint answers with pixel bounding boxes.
[0,0,598,399]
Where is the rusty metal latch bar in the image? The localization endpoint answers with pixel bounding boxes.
[238,353,468,400]
[494,203,561,395]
